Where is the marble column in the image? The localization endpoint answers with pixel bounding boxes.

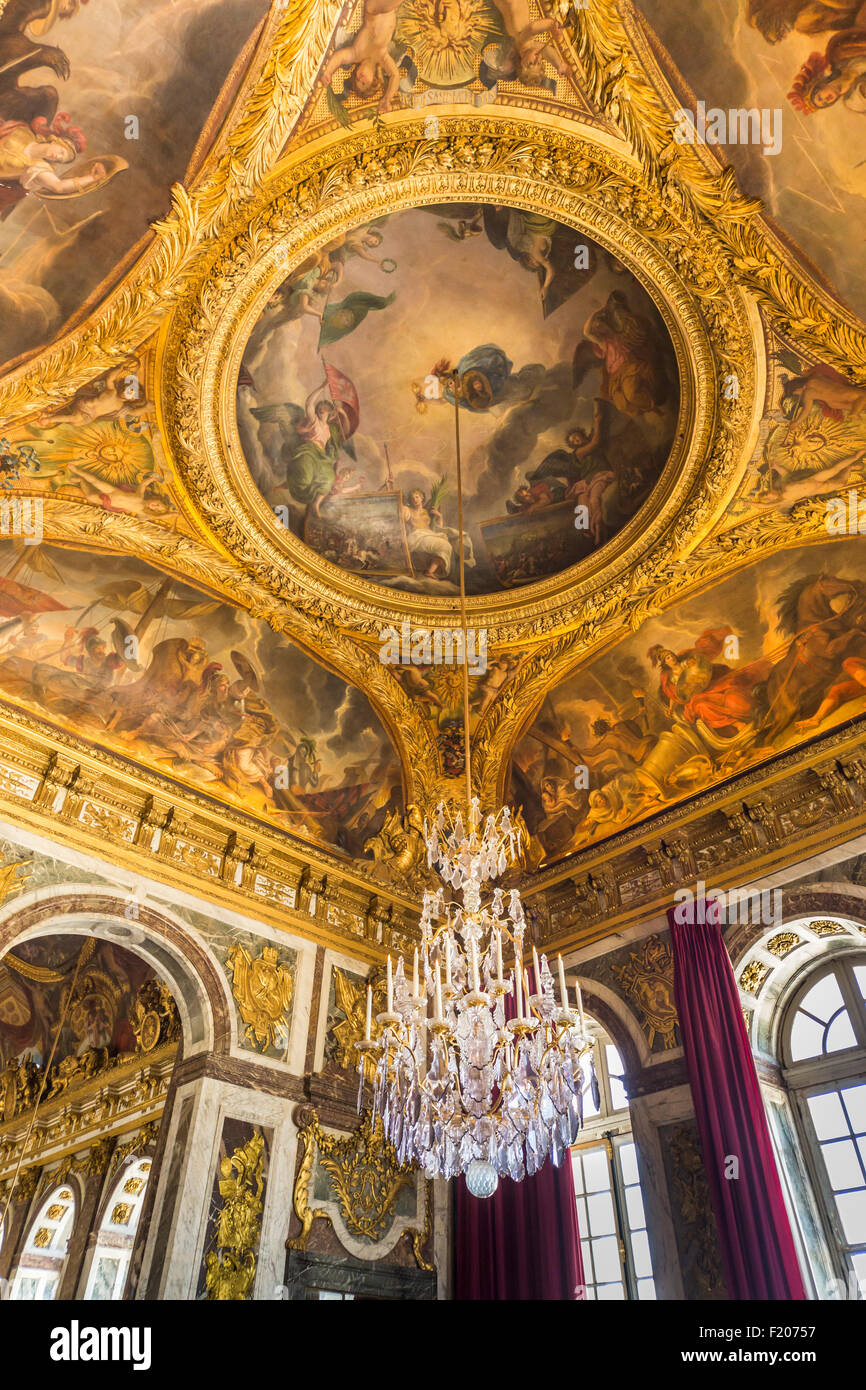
[58,1150,115,1300]
[137,1060,300,1300]
[0,1172,41,1288]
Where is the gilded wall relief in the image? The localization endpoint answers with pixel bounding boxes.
[0,0,270,371]
[200,1123,268,1301]
[290,1109,431,1267]
[324,964,387,1081]
[635,0,866,319]
[0,542,404,855]
[223,937,296,1059]
[510,537,866,865]
[237,205,680,596]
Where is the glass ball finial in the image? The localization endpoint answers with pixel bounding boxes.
[466,1160,499,1199]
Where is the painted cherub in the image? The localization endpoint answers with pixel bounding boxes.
[319,0,405,113]
[486,0,568,86]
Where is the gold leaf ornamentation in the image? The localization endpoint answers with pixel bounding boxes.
[290,1110,432,1269]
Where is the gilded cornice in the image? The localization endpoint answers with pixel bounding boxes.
[0,1045,176,1181]
[532,718,866,952]
[0,711,422,959]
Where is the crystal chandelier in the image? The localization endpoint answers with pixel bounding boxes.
[356,797,594,1192]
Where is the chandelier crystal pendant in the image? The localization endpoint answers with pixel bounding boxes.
[355,797,595,1190]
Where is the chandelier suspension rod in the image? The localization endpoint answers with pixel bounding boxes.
[452,380,472,814]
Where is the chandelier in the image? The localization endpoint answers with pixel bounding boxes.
[356,797,594,1194]
[355,367,593,1196]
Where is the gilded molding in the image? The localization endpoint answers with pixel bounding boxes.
[163,116,754,643]
[0,1046,175,1182]
[289,1109,432,1270]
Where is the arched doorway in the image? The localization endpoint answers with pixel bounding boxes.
[0,925,185,1299]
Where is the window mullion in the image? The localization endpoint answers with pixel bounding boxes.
[836,964,866,1050]
[792,1084,858,1289]
[603,1131,631,1299]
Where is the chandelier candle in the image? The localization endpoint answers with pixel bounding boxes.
[355,798,596,1186]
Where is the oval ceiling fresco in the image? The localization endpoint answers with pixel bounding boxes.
[236,204,681,596]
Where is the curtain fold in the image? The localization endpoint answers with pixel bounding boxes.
[454,966,585,1300]
[455,1149,585,1299]
[668,905,806,1300]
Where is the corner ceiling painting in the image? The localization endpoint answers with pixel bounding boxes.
[0,0,269,369]
[237,207,679,594]
[637,0,866,317]
[0,0,861,905]
[0,542,403,855]
[511,538,866,864]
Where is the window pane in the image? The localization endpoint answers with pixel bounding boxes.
[575,1195,588,1238]
[597,1281,625,1300]
[808,1091,849,1141]
[801,974,845,1023]
[853,966,866,1001]
[835,1191,866,1244]
[790,1011,825,1061]
[630,1229,653,1278]
[625,1183,646,1231]
[637,1278,657,1300]
[591,1235,621,1282]
[587,1191,616,1237]
[820,1139,862,1193]
[582,1148,609,1193]
[572,1156,585,1195]
[619,1142,639,1186]
[605,1043,623,1077]
[580,1239,591,1276]
[851,1252,866,1296]
[842,1084,866,1135]
[826,1011,858,1054]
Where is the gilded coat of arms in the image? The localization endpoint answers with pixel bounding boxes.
[226,943,294,1051]
[611,934,679,1050]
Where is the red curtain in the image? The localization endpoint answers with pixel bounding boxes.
[454,966,585,1300]
[455,1152,585,1299]
[668,905,807,1300]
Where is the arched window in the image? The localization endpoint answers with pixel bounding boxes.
[12,1186,76,1300]
[570,1017,656,1300]
[782,956,866,1294]
[83,1157,152,1301]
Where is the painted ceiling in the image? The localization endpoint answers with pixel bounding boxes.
[0,0,863,886]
